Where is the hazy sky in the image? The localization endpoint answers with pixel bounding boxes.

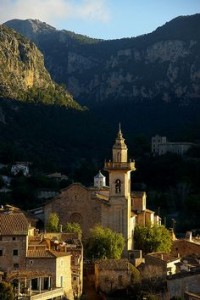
[1,0,200,39]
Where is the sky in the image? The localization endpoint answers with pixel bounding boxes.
[0,0,200,40]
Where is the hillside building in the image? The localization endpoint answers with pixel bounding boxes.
[0,205,83,300]
[11,162,30,176]
[151,135,193,156]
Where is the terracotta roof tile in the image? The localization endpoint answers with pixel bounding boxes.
[27,250,55,258]
[95,259,129,271]
[0,213,29,235]
[27,249,69,258]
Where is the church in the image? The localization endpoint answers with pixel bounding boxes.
[44,126,160,254]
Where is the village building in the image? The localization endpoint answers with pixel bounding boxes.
[44,127,160,255]
[151,135,194,156]
[94,259,137,294]
[0,205,83,300]
[171,232,200,257]
[143,252,181,277]
[46,172,68,182]
[11,162,31,176]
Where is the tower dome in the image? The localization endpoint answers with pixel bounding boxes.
[94,170,106,188]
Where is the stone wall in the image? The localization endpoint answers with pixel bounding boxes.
[44,184,104,238]
[0,235,27,272]
[167,273,200,298]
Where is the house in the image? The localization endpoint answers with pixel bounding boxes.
[37,189,59,200]
[167,272,200,299]
[171,236,200,257]
[166,235,200,299]
[43,232,83,299]
[151,135,194,156]
[11,162,30,176]
[176,254,200,273]
[0,206,76,300]
[143,252,181,277]
[94,259,138,294]
[46,172,68,181]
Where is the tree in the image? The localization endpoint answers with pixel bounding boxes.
[46,213,59,232]
[64,222,82,235]
[85,225,125,259]
[134,225,172,254]
[0,282,14,300]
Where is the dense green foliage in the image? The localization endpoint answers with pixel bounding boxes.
[22,85,82,110]
[64,222,82,235]
[46,212,59,232]
[0,282,14,300]
[134,225,172,254]
[85,225,125,259]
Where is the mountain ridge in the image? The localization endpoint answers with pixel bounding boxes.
[4,14,200,106]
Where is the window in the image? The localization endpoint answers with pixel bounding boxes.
[0,250,3,256]
[13,249,18,256]
[115,179,121,193]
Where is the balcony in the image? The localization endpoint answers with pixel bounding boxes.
[104,161,136,171]
[17,288,64,300]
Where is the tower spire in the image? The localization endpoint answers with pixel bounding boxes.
[118,123,123,139]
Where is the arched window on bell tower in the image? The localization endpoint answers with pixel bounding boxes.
[115,179,121,194]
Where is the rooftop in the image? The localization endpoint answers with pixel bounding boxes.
[0,211,29,235]
[146,252,180,263]
[95,259,130,271]
[27,249,69,258]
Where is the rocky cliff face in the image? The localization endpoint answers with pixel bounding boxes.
[0,25,81,109]
[5,14,200,106]
[0,25,53,99]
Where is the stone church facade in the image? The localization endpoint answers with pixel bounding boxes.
[44,127,160,253]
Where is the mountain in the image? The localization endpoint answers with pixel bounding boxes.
[4,14,200,106]
[0,24,81,109]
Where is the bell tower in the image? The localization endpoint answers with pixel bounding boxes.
[104,125,136,253]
